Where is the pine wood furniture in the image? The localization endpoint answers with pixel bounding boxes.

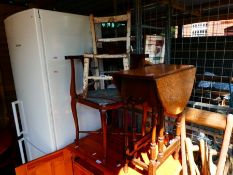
[113,64,196,175]
[181,107,233,175]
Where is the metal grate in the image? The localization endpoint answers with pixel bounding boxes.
[138,0,233,113]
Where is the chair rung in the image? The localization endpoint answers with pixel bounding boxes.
[84,54,127,59]
[100,70,118,74]
[97,37,127,42]
[88,75,113,80]
[93,14,129,23]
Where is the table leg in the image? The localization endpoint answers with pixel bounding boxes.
[149,107,157,175]
[174,113,182,160]
[158,108,164,160]
[142,104,148,137]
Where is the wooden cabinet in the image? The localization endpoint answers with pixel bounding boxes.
[15,149,73,175]
[15,148,104,175]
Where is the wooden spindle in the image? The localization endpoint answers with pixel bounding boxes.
[174,113,182,160]
[158,108,165,160]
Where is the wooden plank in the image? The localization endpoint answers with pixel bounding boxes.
[97,37,127,42]
[157,0,201,17]
[193,0,233,11]
[132,158,149,171]
[183,107,227,130]
[93,13,130,23]
[174,12,233,26]
[157,139,180,166]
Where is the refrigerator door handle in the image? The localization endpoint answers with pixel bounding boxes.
[18,138,26,164]
[12,101,24,137]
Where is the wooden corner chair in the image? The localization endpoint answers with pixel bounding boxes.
[181,107,233,175]
[66,11,131,163]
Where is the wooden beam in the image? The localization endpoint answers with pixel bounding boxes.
[144,11,233,27]
[157,0,201,17]
[174,12,233,26]
[194,0,233,11]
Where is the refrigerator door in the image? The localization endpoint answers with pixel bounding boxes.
[4,9,57,160]
[38,9,101,149]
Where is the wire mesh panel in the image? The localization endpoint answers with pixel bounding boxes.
[138,0,233,113]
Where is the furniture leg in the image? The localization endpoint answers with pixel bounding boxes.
[123,106,129,173]
[181,111,188,175]
[174,113,182,160]
[142,104,148,137]
[216,114,233,175]
[148,107,157,175]
[70,59,79,145]
[185,137,200,175]
[200,139,208,175]
[158,108,164,160]
[71,98,79,145]
[100,109,107,163]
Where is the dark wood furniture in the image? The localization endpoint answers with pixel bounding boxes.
[65,52,150,164]
[113,64,196,175]
[65,11,131,163]
[66,55,124,164]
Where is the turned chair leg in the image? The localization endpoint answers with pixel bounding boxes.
[100,109,107,163]
[123,106,129,173]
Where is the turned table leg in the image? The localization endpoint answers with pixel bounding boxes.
[149,107,157,175]
[174,113,182,160]
[158,107,165,160]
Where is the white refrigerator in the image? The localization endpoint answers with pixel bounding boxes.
[4,8,101,163]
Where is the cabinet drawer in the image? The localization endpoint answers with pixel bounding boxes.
[73,162,94,175]
[73,157,103,175]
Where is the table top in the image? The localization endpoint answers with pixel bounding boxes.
[113,64,196,115]
[113,64,195,80]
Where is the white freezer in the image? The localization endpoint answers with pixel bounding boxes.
[5,8,101,162]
